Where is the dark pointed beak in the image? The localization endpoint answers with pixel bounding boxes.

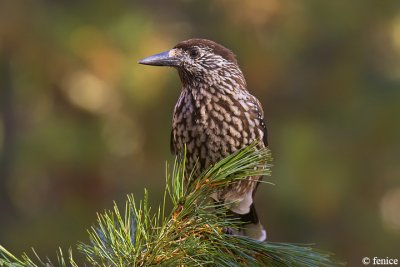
[138,50,180,67]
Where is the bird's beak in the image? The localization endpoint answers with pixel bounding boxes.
[138,50,180,67]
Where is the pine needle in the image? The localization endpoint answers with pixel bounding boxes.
[0,142,341,266]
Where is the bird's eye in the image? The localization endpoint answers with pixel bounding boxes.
[189,49,199,58]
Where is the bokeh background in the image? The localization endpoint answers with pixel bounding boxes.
[1,0,400,265]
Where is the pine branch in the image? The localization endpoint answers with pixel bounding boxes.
[0,142,341,266]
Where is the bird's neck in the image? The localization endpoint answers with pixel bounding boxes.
[178,69,247,94]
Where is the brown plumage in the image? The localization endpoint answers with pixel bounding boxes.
[139,38,268,241]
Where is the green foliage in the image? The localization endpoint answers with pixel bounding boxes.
[0,143,339,266]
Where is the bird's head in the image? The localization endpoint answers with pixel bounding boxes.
[139,38,246,89]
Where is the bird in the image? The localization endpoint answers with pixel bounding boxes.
[139,38,268,241]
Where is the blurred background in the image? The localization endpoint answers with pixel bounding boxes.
[1,0,399,265]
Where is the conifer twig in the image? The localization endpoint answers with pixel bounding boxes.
[0,142,341,266]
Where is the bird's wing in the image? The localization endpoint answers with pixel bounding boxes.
[249,95,268,146]
[170,129,176,155]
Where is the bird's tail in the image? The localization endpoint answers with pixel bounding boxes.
[230,203,267,241]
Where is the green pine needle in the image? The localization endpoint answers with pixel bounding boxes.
[0,142,341,266]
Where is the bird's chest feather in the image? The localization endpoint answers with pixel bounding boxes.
[172,90,219,150]
[172,87,259,171]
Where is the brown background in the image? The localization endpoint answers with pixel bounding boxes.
[0,1,399,265]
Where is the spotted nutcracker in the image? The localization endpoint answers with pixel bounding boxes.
[139,38,268,241]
